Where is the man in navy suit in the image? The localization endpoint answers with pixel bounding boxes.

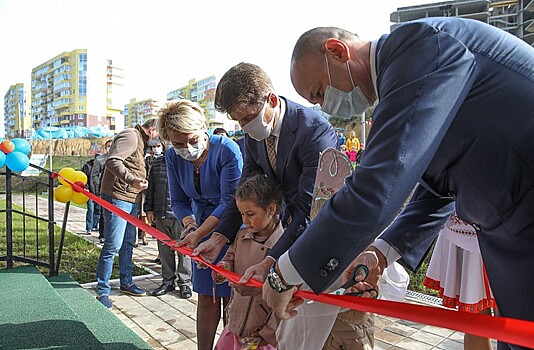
[262,18,534,350]
[178,62,338,286]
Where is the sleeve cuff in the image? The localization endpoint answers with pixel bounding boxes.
[278,252,304,285]
[372,238,401,267]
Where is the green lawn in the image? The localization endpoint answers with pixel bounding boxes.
[0,200,147,284]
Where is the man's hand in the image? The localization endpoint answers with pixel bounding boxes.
[212,262,231,284]
[262,283,303,320]
[146,211,155,224]
[190,233,227,264]
[342,246,386,297]
[132,178,148,190]
[238,257,274,284]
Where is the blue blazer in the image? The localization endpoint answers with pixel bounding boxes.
[166,135,243,224]
[215,97,338,259]
[288,18,534,323]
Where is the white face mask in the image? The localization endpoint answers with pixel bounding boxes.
[322,54,370,119]
[173,134,207,161]
[241,101,274,141]
[152,146,163,156]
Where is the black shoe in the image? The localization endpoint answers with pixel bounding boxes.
[151,284,175,296]
[154,257,161,264]
[179,285,192,299]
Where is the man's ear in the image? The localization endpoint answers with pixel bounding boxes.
[324,38,351,61]
[267,92,278,108]
[269,202,277,216]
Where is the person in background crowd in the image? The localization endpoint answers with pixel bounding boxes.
[82,154,100,235]
[336,129,346,147]
[213,127,228,137]
[95,119,159,309]
[159,100,242,350]
[91,139,112,243]
[144,142,193,299]
[345,130,360,153]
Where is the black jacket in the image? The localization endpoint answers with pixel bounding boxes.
[143,155,175,219]
[82,159,95,193]
[90,154,107,195]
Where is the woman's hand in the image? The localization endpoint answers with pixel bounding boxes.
[211,262,231,284]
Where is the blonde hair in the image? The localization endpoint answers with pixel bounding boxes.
[157,100,207,141]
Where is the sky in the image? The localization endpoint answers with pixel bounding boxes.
[0,0,431,128]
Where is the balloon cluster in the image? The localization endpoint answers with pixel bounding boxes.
[54,167,89,204]
[0,138,31,172]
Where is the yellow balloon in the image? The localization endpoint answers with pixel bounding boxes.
[54,185,73,203]
[58,167,77,186]
[72,191,89,205]
[74,171,88,185]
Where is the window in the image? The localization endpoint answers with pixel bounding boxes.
[79,97,84,102]
[78,113,84,118]
[78,106,83,111]
[78,122,84,126]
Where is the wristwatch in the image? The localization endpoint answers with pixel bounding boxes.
[267,266,294,293]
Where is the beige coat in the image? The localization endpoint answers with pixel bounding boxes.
[221,222,284,347]
[100,125,148,203]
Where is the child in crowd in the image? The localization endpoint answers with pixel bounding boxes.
[213,174,284,350]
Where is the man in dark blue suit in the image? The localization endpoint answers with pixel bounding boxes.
[179,62,338,285]
[262,18,534,350]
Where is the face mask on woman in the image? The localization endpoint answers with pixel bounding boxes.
[173,134,208,161]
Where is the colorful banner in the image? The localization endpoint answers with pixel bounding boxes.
[56,173,534,349]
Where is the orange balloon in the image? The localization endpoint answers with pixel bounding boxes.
[0,140,15,154]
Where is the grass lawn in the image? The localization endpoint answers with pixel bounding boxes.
[0,200,147,284]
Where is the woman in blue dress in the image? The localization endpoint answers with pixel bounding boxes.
[158,100,243,350]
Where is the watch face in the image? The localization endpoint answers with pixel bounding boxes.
[268,272,282,292]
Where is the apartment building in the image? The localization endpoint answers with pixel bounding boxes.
[167,75,238,131]
[4,83,31,138]
[390,0,534,46]
[123,98,159,128]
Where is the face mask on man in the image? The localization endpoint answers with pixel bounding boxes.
[173,134,208,161]
[322,54,370,119]
[241,100,274,141]
[148,128,160,147]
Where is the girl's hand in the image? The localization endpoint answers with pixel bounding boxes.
[212,262,230,284]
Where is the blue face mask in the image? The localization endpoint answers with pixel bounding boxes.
[322,54,370,119]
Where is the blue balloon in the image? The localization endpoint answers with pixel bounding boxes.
[6,151,30,172]
[0,151,5,168]
[11,138,31,155]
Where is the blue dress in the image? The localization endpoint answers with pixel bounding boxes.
[166,134,243,296]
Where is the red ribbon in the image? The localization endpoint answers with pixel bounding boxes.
[59,174,534,348]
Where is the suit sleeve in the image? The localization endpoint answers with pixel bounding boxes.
[268,121,338,259]
[288,22,477,293]
[210,141,243,219]
[380,184,455,271]
[213,136,263,242]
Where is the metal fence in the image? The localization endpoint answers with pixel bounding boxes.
[0,164,69,276]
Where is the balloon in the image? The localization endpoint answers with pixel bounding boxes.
[74,171,88,185]
[58,168,77,186]
[54,185,73,203]
[0,152,5,168]
[72,191,89,205]
[0,140,15,154]
[11,138,31,155]
[6,151,30,172]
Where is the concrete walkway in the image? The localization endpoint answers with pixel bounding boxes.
[13,194,477,350]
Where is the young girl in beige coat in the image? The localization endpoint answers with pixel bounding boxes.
[213,174,284,350]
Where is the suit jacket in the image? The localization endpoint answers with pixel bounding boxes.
[288,18,534,321]
[214,97,338,259]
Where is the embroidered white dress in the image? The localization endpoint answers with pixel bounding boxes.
[423,212,496,312]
